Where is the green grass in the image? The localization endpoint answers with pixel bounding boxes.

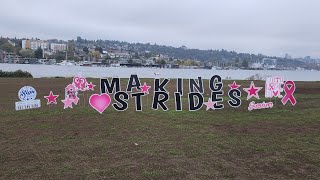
[0,79,319,179]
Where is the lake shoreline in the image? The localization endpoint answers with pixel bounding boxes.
[1,63,320,81]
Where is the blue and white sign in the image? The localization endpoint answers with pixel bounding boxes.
[15,86,41,111]
[18,86,37,101]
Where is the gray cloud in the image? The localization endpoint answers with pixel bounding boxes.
[1,0,319,58]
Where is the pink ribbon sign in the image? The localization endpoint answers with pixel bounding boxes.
[281,81,297,106]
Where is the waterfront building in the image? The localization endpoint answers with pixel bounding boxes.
[50,43,67,52]
[22,39,49,50]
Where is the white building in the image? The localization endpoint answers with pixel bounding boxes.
[250,58,277,69]
[250,62,263,69]
[22,39,49,50]
[262,58,277,69]
[146,59,155,65]
[50,43,67,52]
[30,41,49,50]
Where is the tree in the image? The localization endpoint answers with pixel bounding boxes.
[0,42,15,53]
[235,58,240,67]
[0,38,8,46]
[101,59,107,64]
[105,54,111,60]
[133,52,140,59]
[77,36,82,43]
[44,53,54,59]
[55,51,66,61]
[95,46,103,54]
[67,43,75,60]
[15,47,22,54]
[91,51,101,59]
[34,47,43,59]
[83,47,89,54]
[19,49,34,58]
[144,52,151,58]
[242,59,249,68]
[73,56,81,62]
[156,59,166,65]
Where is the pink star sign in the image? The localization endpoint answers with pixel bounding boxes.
[204,98,216,111]
[44,91,59,105]
[228,81,241,89]
[62,97,74,109]
[140,82,151,94]
[243,81,263,100]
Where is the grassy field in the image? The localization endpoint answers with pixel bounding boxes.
[0,78,319,179]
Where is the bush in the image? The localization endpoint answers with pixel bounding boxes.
[0,70,33,78]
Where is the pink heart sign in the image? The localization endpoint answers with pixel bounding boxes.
[89,94,111,114]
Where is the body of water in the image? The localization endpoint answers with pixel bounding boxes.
[0,64,319,81]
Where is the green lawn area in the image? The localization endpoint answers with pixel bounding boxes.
[0,78,319,179]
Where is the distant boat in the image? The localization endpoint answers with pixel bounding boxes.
[56,60,75,66]
[110,63,120,67]
[79,61,92,67]
[55,45,75,66]
[211,66,221,70]
[154,72,160,75]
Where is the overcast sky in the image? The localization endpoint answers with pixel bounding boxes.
[1,0,319,58]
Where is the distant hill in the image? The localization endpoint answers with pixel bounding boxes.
[0,36,309,69]
[81,39,305,68]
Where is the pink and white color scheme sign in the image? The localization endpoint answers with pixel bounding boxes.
[265,76,284,98]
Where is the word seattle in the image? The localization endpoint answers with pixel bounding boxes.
[87,75,297,114]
